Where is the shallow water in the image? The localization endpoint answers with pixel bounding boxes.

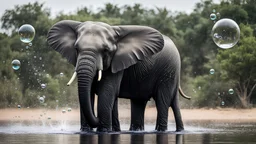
[0,120,256,143]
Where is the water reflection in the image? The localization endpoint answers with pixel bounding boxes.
[79,134,184,144]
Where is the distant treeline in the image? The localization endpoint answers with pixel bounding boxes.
[0,0,255,109]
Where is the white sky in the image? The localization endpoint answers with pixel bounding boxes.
[0,0,220,17]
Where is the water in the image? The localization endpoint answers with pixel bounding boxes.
[0,121,255,143]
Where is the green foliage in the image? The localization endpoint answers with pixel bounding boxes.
[0,0,255,108]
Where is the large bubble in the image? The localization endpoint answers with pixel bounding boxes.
[18,24,35,43]
[211,18,240,49]
[12,59,21,70]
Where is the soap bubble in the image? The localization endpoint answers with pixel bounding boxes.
[41,83,46,89]
[67,108,72,112]
[211,18,240,49]
[17,105,21,109]
[39,97,45,103]
[18,24,35,43]
[60,72,64,77]
[48,117,51,120]
[62,110,66,113]
[228,88,234,94]
[210,13,217,21]
[221,101,225,106]
[216,12,221,19]
[42,95,46,99]
[28,42,32,46]
[212,9,216,13]
[209,69,215,74]
[12,59,21,70]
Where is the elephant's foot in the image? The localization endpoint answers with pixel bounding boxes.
[80,123,93,132]
[175,127,184,132]
[112,126,121,132]
[80,125,93,132]
[155,124,167,131]
[96,126,112,133]
[129,124,144,131]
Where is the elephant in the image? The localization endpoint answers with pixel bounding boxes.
[47,20,190,132]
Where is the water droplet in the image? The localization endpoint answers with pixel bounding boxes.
[60,72,64,77]
[211,18,240,49]
[62,110,66,113]
[67,108,72,112]
[209,69,215,74]
[39,96,45,103]
[17,105,21,109]
[28,42,32,46]
[228,88,234,94]
[12,59,21,70]
[41,83,46,89]
[18,24,35,43]
[216,12,221,19]
[221,101,225,106]
[210,13,217,21]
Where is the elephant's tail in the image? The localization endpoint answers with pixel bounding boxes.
[179,87,191,100]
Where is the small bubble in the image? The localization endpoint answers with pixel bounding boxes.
[212,9,216,13]
[26,46,29,49]
[34,56,36,59]
[42,95,46,99]
[17,105,21,109]
[60,72,64,77]
[39,57,42,60]
[48,117,51,120]
[210,13,217,21]
[67,108,72,112]
[56,100,59,103]
[209,69,215,74]
[228,88,234,94]
[41,83,46,89]
[39,96,45,103]
[62,110,66,113]
[12,59,21,70]
[221,101,225,106]
[28,42,32,46]
[198,86,201,90]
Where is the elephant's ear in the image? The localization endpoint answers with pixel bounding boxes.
[111,26,164,73]
[47,20,81,66]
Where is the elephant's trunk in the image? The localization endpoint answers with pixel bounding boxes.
[77,54,99,128]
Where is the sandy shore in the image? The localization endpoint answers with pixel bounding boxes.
[1,108,256,123]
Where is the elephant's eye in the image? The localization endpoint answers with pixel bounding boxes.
[103,44,111,52]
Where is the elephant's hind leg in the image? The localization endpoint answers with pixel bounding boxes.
[171,93,184,131]
[155,88,169,131]
[129,99,147,131]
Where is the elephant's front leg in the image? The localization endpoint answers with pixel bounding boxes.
[80,94,95,131]
[96,70,123,132]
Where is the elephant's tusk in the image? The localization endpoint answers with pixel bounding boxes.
[67,72,77,86]
[98,70,102,81]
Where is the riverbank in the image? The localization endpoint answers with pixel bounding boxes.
[1,108,255,123]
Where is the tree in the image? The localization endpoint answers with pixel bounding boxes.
[217,24,256,108]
